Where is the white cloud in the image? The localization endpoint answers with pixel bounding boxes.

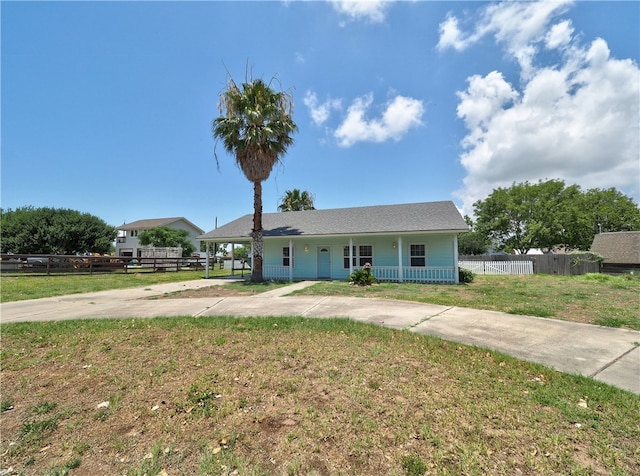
[483,0,572,47]
[440,1,639,215]
[438,0,574,78]
[334,93,424,147]
[545,20,574,49]
[331,0,390,24]
[456,71,519,133]
[436,14,467,51]
[304,89,424,147]
[303,91,342,126]
[455,37,640,215]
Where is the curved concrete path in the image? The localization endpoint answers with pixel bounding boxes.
[1,279,638,394]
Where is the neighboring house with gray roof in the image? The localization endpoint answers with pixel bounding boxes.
[198,201,468,283]
[590,231,640,274]
[116,217,204,258]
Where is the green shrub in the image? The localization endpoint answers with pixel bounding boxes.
[459,268,475,283]
[402,454,427,475]
[348,263,377,286]
[186,382,220,417]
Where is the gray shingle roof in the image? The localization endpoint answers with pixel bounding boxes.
[119,217,204,234]
[198,201,468,241]
[590,231,640,264]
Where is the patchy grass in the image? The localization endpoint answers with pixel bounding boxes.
[291,274,640,330]
[154,280,291,299]
[0,269,231,303]
[1,317,638,475]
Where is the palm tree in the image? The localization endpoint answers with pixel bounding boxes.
[278,189,316,212]
[212,76,298,282]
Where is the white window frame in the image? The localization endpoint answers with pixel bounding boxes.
[409,243,426,267]
[343,244,374,268]
[282,246,295,267]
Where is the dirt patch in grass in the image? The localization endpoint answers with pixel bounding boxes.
[161,286,256,298]
[154,281,291,300]
[2,317,638,475]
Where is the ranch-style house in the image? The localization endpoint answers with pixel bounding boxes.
[198,201,469,284]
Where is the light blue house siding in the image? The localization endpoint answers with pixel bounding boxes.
[262,233,458,283]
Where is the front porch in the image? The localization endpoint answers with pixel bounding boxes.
[263,265,457,284]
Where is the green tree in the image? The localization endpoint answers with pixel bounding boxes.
[212,75,298,282]
[0,206,116,254]
[278,189,315,211]
[457,216,488,255]
[473,180,640,253]
[231,244,250,261]
[473,180,566,254]
[137,226,196,257]
[583,187,640,231]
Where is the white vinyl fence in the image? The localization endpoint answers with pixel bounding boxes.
[139,247,182,271]
[459,260,533,275]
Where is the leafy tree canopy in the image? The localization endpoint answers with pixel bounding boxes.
[0,206,116,255]
[472,180,640,253]
[278,189,315,212]
[231,245,250,261]
[137,227,196,257]
[458,215,489,255]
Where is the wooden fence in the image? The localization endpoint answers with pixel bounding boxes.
[0,254,216,275]
[458,253,601,276]
[0,254,130,275]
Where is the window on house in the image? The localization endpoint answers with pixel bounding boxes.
[282,247,294,267]
[410,244,426,267]
[343,245,374,268]
[343,246,353,268]
[358,245,373,266]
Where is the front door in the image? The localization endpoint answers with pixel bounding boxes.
[317,246,331,279]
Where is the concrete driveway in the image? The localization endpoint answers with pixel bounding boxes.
[1,279,638,394]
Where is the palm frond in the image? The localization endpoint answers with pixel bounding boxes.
[212,78,297,181]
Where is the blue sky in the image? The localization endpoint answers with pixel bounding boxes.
[2,0,639,233]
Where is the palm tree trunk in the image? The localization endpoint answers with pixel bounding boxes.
[251,180,264,282]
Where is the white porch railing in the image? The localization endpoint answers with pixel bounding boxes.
[459,260,533,275]
[263,265,291,281]
[263,265,457,283]
[370,266,456,283]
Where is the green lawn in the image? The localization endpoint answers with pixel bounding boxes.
[1,316,638,475]
[291,273,640,330]
[2,272,638,474]
[0,268,231,303]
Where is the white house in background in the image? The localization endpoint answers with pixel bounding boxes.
[115,217,204,258]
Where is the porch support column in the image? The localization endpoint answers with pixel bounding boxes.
[205,242,210,279]
[397,236,403,283]
[231,243,235,277]
[289,239,294,282]
[453,234,459,284]
[349,238,354,275]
